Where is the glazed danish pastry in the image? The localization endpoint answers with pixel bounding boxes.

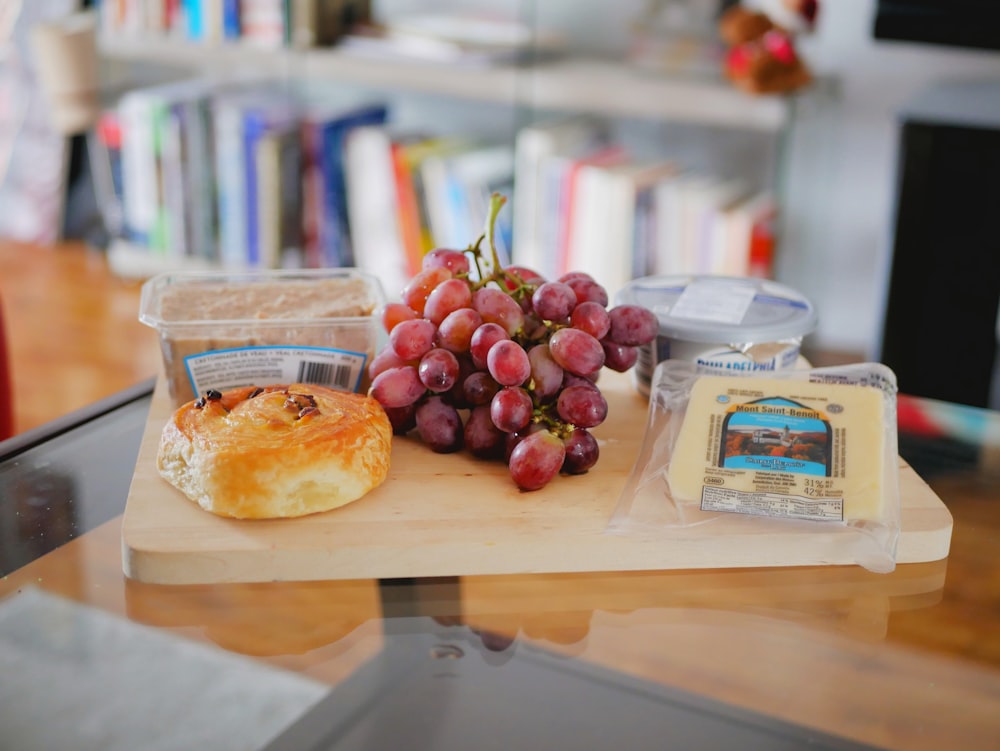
[157,384,391,519]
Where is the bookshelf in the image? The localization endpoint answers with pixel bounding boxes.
[98,37,790,132]
[94,4,817,288]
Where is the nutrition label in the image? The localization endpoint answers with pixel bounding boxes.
[700,486,844,521]
[184,345,367,396]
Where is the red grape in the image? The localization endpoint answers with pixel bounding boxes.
[370,366,425,408]
[472,287,525,336]
[490,386,533,433]
[565,277,609,307]
[447,355,476,409]
[415,396,464,453]
[462,370,501,406]
[418,348,460,393]
[486,339,531,387]
[562,428,599,474]
[556,384,608,428]
[606,304,658,346]
[470,322,509,370]
[548,328,605,377]
[562,372,600,391]
[380,302,416,334]
[389,318,437,361]
[423,277,473,325]
[527,344,563,402]
[601,340,639,372]
[403,267,451,315]
[369,347,410,381]
[503,422,545,463]
[464,405,504,458]
[505,265,546,286]
[558,271,594,284]
[422,248,471,275]
[570,301,611,340]
[531,281,577,323]
[383,403,417,435]
[508,430,566,491]
[437,307,483,353]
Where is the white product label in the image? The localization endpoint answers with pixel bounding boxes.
[184,345,367,397]
[669,281,756,324]
[700,486,844,522]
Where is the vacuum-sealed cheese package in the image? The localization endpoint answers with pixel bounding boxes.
[608,359,901,573]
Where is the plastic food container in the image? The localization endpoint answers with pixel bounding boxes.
[615,274,818,397]
[139,268,385,407]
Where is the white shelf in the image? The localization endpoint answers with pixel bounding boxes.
[521,60,788,131]
[98,37,790,132]
[107,240,219,280]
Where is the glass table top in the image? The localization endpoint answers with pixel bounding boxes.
[0,381,997,750]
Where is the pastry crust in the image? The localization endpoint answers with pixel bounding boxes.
[157,384,391,519]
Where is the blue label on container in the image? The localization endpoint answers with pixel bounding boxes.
[752,293,810,309]
[184,345,367,398]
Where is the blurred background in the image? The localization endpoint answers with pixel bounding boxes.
[4,0,1000,419]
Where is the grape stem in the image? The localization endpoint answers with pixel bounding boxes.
[484,192,505,273]
[464,193,536,306]
[533,403,575,439]
[466,192,576,440]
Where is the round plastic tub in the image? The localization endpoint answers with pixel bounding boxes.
[615,274,818,397]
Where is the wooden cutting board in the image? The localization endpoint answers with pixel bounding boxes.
[121,371,953,585]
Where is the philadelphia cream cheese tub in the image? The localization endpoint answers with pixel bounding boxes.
[615,274,818,397]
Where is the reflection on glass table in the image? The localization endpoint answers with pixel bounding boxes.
[0,378,153,575]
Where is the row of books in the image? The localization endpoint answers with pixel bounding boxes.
[103,78,775,296]
[511,116,777,299]
[105,77,514,295]
[97,0,370,49]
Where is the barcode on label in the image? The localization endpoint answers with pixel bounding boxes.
[297,361,353,390]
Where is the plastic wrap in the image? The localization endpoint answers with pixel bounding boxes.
[608,359,901,573]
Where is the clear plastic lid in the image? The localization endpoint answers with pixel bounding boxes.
[616,275,818,344]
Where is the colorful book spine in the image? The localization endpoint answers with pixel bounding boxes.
[183,0,204,40]
[276,127,305,266]
[223,0,242,39]
[147,99,175,254]
[242,99,300,266]
[317,103,389,267]
[255,131,283,269]
[159,102,187,257]
[342,124,409,298]
[390,140,425,277]
[164,0,182,33]
[95,111,126,239]
[119,91,157,247]
[213,96,249,267]
[255,126,304,268]
[240,0,286,48]
[179,96,217,260]
[299,114,326,268]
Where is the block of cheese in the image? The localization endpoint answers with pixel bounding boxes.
[667,374,890,523]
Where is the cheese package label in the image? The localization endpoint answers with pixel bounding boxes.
[667,374,888,523]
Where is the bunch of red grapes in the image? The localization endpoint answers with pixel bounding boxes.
[368,195,657,491]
